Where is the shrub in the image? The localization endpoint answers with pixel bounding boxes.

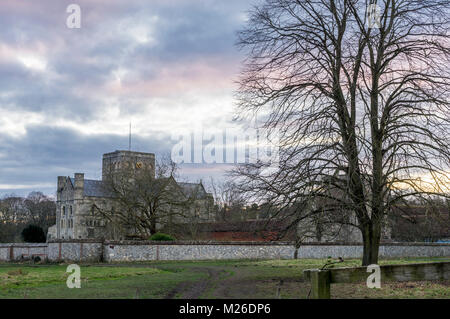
[33,256,42,263]
[149,233,175,241]
[21,225,46,243]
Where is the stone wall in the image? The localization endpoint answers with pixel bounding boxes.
[47,240,103,262]
[2,241,449,262]
[0,243,48,261]
[0,245,9,261]
[102,241,450,262]
[297,243,450,259]
[104,241,295,262]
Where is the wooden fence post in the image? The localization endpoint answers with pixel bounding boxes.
[310,270,331,299]
[9,245,14,261]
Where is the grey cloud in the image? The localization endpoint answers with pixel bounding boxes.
[0,125,173,196]
[0,0,251,195]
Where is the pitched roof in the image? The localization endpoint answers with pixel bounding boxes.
[69,178,113,198]
[178,182,209,199]
[67,177,211,199]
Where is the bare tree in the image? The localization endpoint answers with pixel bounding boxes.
[0,193,55,242]
[234,0,450,265]
[390,197,449,242]
[208,178,247,222]
[0,195,26,242]
[95,154,197,239]
[0,195,26,224]
[23,192,56,233]
[164,179,215,240]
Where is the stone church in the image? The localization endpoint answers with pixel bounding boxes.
[47,150,214,240]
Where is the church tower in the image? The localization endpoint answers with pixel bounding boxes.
[102,150,155,180]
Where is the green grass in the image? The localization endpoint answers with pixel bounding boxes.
[0,265,162,290]
[0,257,448,299]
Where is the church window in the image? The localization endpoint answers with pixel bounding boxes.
[62,206,66,216]
[70,206,73,216]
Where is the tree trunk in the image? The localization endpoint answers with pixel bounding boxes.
[149,217,157,236]
[294,240,301,259]
[361,222,381,266]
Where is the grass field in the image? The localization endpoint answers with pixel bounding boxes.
[0,257,448,299]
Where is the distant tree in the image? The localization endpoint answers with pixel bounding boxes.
[95,154,198,238]
[21,225,46,243]
[0,195,27,242]
[390,199,450,242]
[24,192,56,233]
[0,193,55,242]
[0,195,27,223]
[209,179,247,222]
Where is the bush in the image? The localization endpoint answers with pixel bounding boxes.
[149,232,175,241]
[21,225,46,243]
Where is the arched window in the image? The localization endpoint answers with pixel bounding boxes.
[70,206,73,216]
[62,206,66,216]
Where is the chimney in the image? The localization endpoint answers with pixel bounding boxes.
[57,176,66,201]
[74,173,84,199]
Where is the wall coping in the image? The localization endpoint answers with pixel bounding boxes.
[12,240,450,247]
[47,239,103,244]
[0,243,48,247]
[103,240,450,246]
[302,242,450,247]
[103,240,295,246]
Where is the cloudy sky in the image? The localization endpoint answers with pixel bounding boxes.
[0,0,255,197]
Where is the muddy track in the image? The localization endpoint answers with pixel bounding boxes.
[164,267,227,299]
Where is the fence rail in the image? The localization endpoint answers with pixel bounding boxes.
[303,261,450,299]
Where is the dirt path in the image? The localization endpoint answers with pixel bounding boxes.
[164,267,228,299]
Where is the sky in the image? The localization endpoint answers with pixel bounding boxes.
[0,0,255,197]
